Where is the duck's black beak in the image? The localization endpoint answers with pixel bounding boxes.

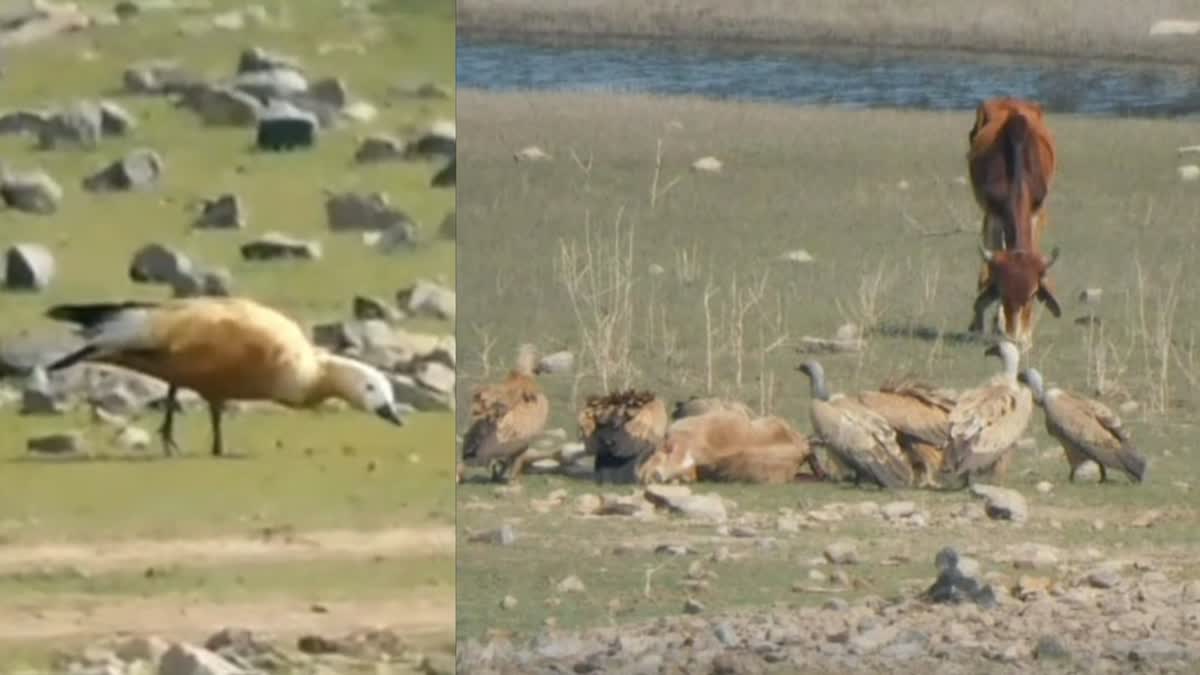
[375,404,406,426]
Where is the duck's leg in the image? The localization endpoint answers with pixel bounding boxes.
[208,401,225,457]
[158,384,181,457]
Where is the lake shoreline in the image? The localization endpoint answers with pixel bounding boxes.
[458,1,1200,67]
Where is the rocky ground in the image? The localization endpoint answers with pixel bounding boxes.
[458,483,1200,675]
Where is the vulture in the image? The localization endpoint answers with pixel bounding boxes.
[797,360,913,489]
[946,339,1032,486]
[461,344,549,482]
[857,378,959,488]
[579,389,668,484]
[1019,368,1147,484]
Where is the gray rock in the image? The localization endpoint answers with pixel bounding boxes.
[115,634,170,663]
[240,232,321,261]
[311,322,359,352]
[325,191,411,231]
[123,59,200,95]
[169,267,232,298]
[236,47,301,75]
[468,524,515,546]
[849,626,897,654]
[0,109,49,135]
[431,158,454,187]
[354,134,405,163]
[1078,288,1103,304]
[1,170,62,213]
[310,77,348,107]
[233,68,308,101]
[390,81,450,100]
[83,148,164,192]
[824,540,860,565]
[158,642,247,675]
[1125,638,1188,663]
[21,368,64,414]
[256,103,317,151]
[115,425,152,451]
[397,280,455,321]
[404,124,455,160]
[27,431,84,455]
[37,101,103,150]
[643,487,727,523]
[193,193,244,229]
[4,243,55,290]
[536,351,574,375]
[98,100,136,136]
[1086,567,1122,589]
[178,85,261,126]
[969,484,1028,523]
[390,373,450,412]
[438,210,455,239]
[363,222,418,254]
[415,361,454,395]
[683,598,705,614]
[129,243,193,284]
[1033,636,1070,661]
[352,295,399,322]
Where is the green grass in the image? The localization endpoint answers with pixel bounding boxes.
[455,89,1200,640]
[0,0,454,663]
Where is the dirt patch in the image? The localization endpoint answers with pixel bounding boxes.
[459,0,1200,65]
[0,527,453,574]
[0,595,453,645]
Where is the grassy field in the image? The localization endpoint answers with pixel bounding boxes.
[455,90,1200,642]
[0,0,454,668]
[459,0,1200,65]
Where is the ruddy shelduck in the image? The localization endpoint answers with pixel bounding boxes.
[45,297,405,456]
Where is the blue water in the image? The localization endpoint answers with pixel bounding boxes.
[458,39,1200,117]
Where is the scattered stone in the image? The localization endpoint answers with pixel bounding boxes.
[1010,543,1060,569]
[326,191,411,231]
[500,595,518,610]
[240,232,321,261]
[178,84,261,126]
[129,243,192,283]
[98,100,136,136]
[1078,287,1102,304]
[340,100,377,124]
[1087,568,1121,589]
[354,134,404,163]
[397,280,455,321]
[390,81,450,100]
[234,68,308,100]
[513,145,549,162]
[27,431,84,455]
[403,122,455,160]
[1130,509,1163,528]
[1033,635,1070,661]
[0,109,49,135]
[469,524,515,546]
[780,249,814,263]
[83,148,164,192]
[115,425,151,451]
[850,625,897,654]
[167,264,231,298]
[556,575,585,593]
[969,484,1028,523]
[0,169,63,213]
[1035,481,1053,494]
[1151,19,1200,36]
[310,77,349,107]
[824,540,860,565]
[881,500,916,520]
[1015,575,1052,600]
[415,361,454,396]
[236,46,301,74]
[536,351,574,375]
[296,634,341,655]
[123,59,200,95]
[683,598,704,614]
[4,243,55,290]
[193,193,244,229]
[37,101,102,149]
[158,642,244,675]
[1073,461,1101,482]
[115,634,169,663]
[352,295,398,322]
[1125,638,1188,663]
[362,221,418,254]
[643,486,727,523]
[1178,165,1200,181]
[256,103,317,150]
[1119,400,1140,415]
[691,156,722,173]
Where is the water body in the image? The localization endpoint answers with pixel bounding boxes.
[458,39,1200,118]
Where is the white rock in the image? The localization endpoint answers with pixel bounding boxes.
[556,575,585,593]
[824,540,860,565]
[691,156,722,173]
[157,642,246,675]
[514,146,550,162]
[780,249,814,263]
[969,484,1028,523]
[1150,19,1200,36]
[1178,164,1200,181]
